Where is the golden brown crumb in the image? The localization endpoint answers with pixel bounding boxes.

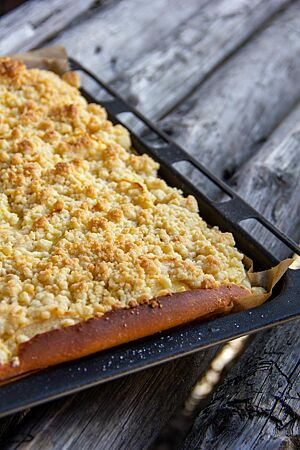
[62,71,81,88]
[0,57,24,83]
[0,57,247,365]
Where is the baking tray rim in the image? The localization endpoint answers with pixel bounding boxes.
[0,57,299,418]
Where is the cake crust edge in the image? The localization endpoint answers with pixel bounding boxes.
[0,284,249,382]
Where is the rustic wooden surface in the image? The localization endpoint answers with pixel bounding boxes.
[0,1,299,449]
[181,101,300,450]
[0,0,97,54]
[161,0,300,186]
[51,0,292,118]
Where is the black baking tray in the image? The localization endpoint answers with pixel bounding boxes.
[0,59,299,418]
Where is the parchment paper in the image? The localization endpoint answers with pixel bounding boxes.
[235,257,293,310]
[11,45,70,73]
[291,253,300,270]
[7,46,298,310]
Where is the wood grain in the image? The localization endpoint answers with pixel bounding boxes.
[161,1,300,186]
[49,0,206,83]
[181,322,300,450]
[181,102,300,450]
[0,1,299,449]
[0,0,97,54]
[1,0,294,134]
[108,0,292,118]
[0,352,219,450]
[50,0,291,118]
[231,102,300,259]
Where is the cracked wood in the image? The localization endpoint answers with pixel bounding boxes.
[181,102,300,450]
[0,0,299,449]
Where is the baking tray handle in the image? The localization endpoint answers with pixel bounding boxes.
[69,58,300,257]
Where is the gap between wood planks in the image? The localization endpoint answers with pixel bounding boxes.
[176,104,300,449]
[0,1,298,448]
[180,322,300,450]
[157,1,294,122]
[158,0,300,194]
[152,335,251,450]
[153,96,300,448]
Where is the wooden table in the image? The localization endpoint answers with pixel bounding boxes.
[0,1,299,449]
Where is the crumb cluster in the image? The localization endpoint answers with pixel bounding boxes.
[0,58,247,363]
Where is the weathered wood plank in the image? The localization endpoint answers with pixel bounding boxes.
[181,321,300,450]
[1,352,219,450]
[181,104,300,450]
[111,0,293,118]
[161,0,300,185]
[0,1,299,449]
[231,103,300,258]
[50,0,292,118]
[0,0,97,54]
[27,0,207,77]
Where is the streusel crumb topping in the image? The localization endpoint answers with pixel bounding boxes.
[0,58,247,363]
